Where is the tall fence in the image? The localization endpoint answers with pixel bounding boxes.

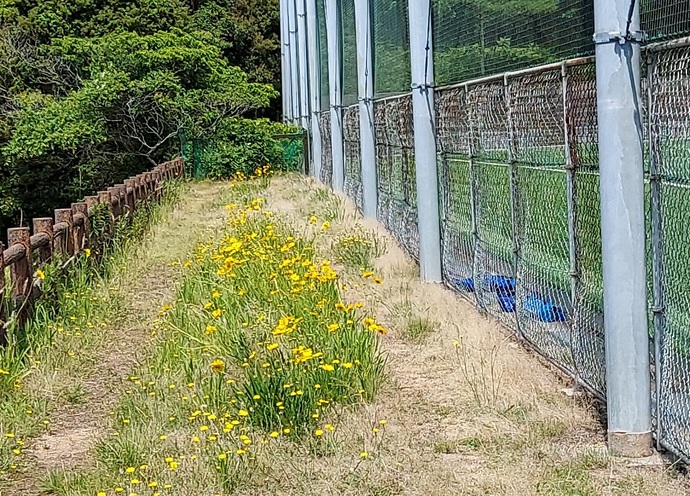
[284,0,690,463]
[0,158,184,345]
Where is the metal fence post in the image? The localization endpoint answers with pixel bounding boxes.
[408,0,442,282]
[287,0,301,125]
[593,0,652,457]
[296,0,311,131]
[354,0,377,218]
[325,0,345,191]
[280,0,292,122]
[306,0,323,179]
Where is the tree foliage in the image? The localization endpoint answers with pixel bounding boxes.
[0,0,283,236]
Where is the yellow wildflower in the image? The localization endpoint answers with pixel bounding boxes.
[211,359,225,373]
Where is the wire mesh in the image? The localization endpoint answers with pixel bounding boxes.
[643,1,690,42]
[343,104,364,211]
[431,0,594,86]
[374,94,418,259]
[373,0,411,97]
[316,0,330,111]
[647,44,690,462]
[341,0,358,106]
[317,111,333,185]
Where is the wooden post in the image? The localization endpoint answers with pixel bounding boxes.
[85,196,98,215]
[124,179,135,214]
[0,240,5,345]
[55,208,75,257]
[8,228,31,302]
[72,202,88,251]
[107,187,121,219]
[33,218,54,263]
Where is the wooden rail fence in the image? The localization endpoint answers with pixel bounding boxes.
[0,157,185,344]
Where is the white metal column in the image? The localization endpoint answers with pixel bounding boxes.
[287,0,301,124]
[325,0,345,190]
[354,0,377,218]
[280,0,293,122]
[296,0,311,130]
[593,0,652,457]
[408,0,442,282]
[306,0,323,178]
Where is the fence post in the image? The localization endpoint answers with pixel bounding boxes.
[287,0,302,125]
[8,228,31,302]
[72,202,89,251]
[593,0,652,457]
[0,241,5,344]
[280,0,293,123]
[325,0,345,191]
[296,0,311,131]
[33,218,54,263]
[354,0,377,219]
[55,208,75,257]
[407,0,442,282]
[305,0,323,179]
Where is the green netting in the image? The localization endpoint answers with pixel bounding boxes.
[373,0,411,97]
[342,0,358,106]
[317,0,330,111]
[642,1,690,42]
[431,0,594,86]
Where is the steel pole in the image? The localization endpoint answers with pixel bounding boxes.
[280,0,292,122]
[287,0,301,124]
[354,0,377,218]
[296,0,311,130]
[306,0,323,178]
[325,0,345,191]
[593,0,652,457]
[408,0,442,282]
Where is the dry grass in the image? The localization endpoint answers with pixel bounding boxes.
[254,173,690,496]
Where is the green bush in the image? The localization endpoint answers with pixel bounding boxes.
[187,118,304,179]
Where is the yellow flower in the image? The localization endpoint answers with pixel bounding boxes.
[314,429,324,437]
[269,431,279,438]
[125,467,135,473]
[321,221,331,230]
[211,359,225,373]
[238,410,249,417]
[309,216,317,224]
[378,419,387,425]
[360,451,368,458]
[35,269,46,281]
[211,308,222,319]
[84,248,91,257]
[98,492,106,496]
[320,364,334,372]
[327,323,340,332]
[325,424,335,431]
[205,325,217,335]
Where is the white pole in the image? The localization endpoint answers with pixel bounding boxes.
[593,0,652,457]
[354,0,377,218]
[306,0,323,178]
[287,0,301,124]
[408,0,442,282]
[296,0,311,130]
[280,0,292,122]
[325,0,345,190]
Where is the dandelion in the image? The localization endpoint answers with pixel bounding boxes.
[321,221,331,230]
[379,419,387,425]
[360,452,368,458]
[84,248,91,257]
[238,409,249,417]
[309,216,317,224]
[320,364,334,372]
[205,325,217,335]
[211,308,222,319]
[211,359,225,373]
[125,467,135,473]
[269,431,279,438]
[325,424,335,431]
[35,269,46,281]
[315,429,324,437]
[98,492,106,496]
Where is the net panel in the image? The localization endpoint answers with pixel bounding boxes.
[648,45,690,462]
[341,0,359,106]
[642,1,690,42]
[431,0,594,86]
[374,94,419,259]
[510,69,573,370]
[437,86,476,301]
[373,0,411,97]
[343,104,364,211]
[318,111,333,185]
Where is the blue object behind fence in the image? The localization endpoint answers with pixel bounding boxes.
[524,293,567,323]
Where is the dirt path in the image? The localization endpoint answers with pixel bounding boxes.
[4,182,230,495]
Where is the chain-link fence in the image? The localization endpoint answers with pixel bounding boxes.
[343,104,364,211]
[317,111,333,185]
[374,94,419,260]
[300,0,690,465]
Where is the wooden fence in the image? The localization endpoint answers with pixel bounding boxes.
[0,157,185,344]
